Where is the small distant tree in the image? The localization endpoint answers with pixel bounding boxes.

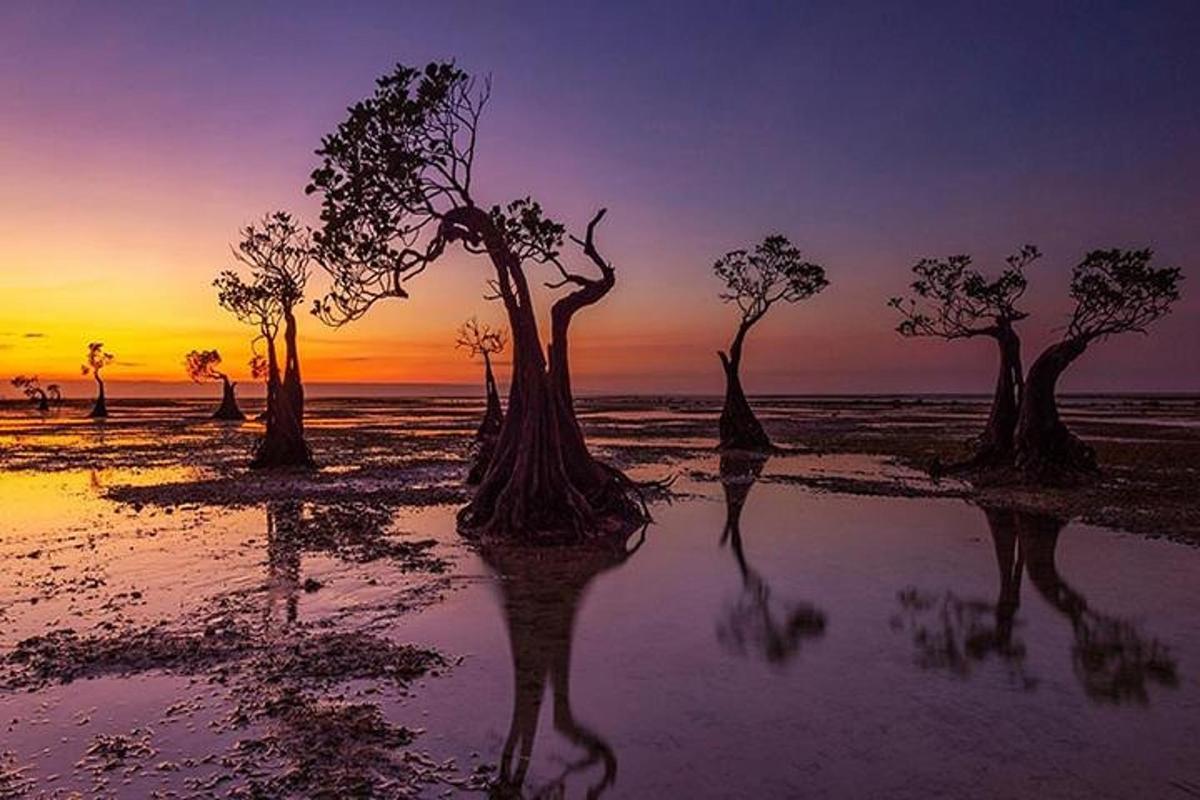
[10,375,62,413]
[217,279,279,424]
[216,212,312,468]
[889,246,1039,466]
[81,342,114,418]
[457,317,508,484]
[1014,249,1182,481]
[713,236,828,451]
[185,348,245,421]
[457,317,507,437]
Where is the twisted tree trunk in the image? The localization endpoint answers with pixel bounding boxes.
[479,352,504,437]
[973,324,1023,466]
[466,352,505,485]
[252,309,313,468]
[455,208,644,542]
[1014,337,1096,483]
[89,373,108,418]
[213,375,246,421]
[718,320,771,452]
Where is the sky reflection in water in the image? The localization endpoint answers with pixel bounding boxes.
[0,402,1198,798]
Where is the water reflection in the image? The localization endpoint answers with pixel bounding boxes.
[265,501,303,626]
[896,506,1179,703]
[480,531,645,799]
[717,453,827,665]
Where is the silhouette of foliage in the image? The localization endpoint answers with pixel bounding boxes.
[234,212,311,309]
[308,62,488,325]
[1065,248,1183,341]
[456,317,507,358]
[215,273,281,341]
[81,342,113,379]
[184,349,227,383]
[186,348,245,420]
[10,375,61,412]
[715,235,828,325]
[888,245,1039,339]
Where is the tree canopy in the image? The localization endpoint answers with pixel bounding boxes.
[185,349,227,383]
[81,342,113,377]
[1065,248,1182,342]
[888,245,1039,339]
[714,235,828,329]
[309,63,490,325]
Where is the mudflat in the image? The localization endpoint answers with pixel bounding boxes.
[1,396,1197,798]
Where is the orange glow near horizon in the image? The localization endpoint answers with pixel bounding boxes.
[2,4,1197,398]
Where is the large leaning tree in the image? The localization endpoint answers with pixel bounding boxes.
[308,61,649,541]
[81,341,114,418]
[10,375,61,413]
[712,236,828,451]
[1014,249,1181,482]
[888,245,1039,467]
[185,348,246,421]
[215,212,313,468]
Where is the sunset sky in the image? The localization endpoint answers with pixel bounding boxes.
[1,1,1197,397]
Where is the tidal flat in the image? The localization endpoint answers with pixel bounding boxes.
[1,396,1198,798]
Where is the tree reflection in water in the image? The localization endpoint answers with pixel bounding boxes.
[480,529,646,799]
[265,500,302,627]
[895,506,1179,703]
[717,453,827,665]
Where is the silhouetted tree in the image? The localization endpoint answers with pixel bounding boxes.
[217,212,313,468]
[457,317,507,484]
[309,61,648,541]
[185,348,245,421]
[1014,249,1182,482]
[889,246,1039,466]
[10,375,61,413]
[713,236,827,451]
[81,341,113,418]
[717,453,827,664]
[217,273,281,426]
[458,317,507,437]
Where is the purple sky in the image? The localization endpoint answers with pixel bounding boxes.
[1,1,1196,393]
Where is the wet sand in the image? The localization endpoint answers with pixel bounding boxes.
[0,396,1197,798]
